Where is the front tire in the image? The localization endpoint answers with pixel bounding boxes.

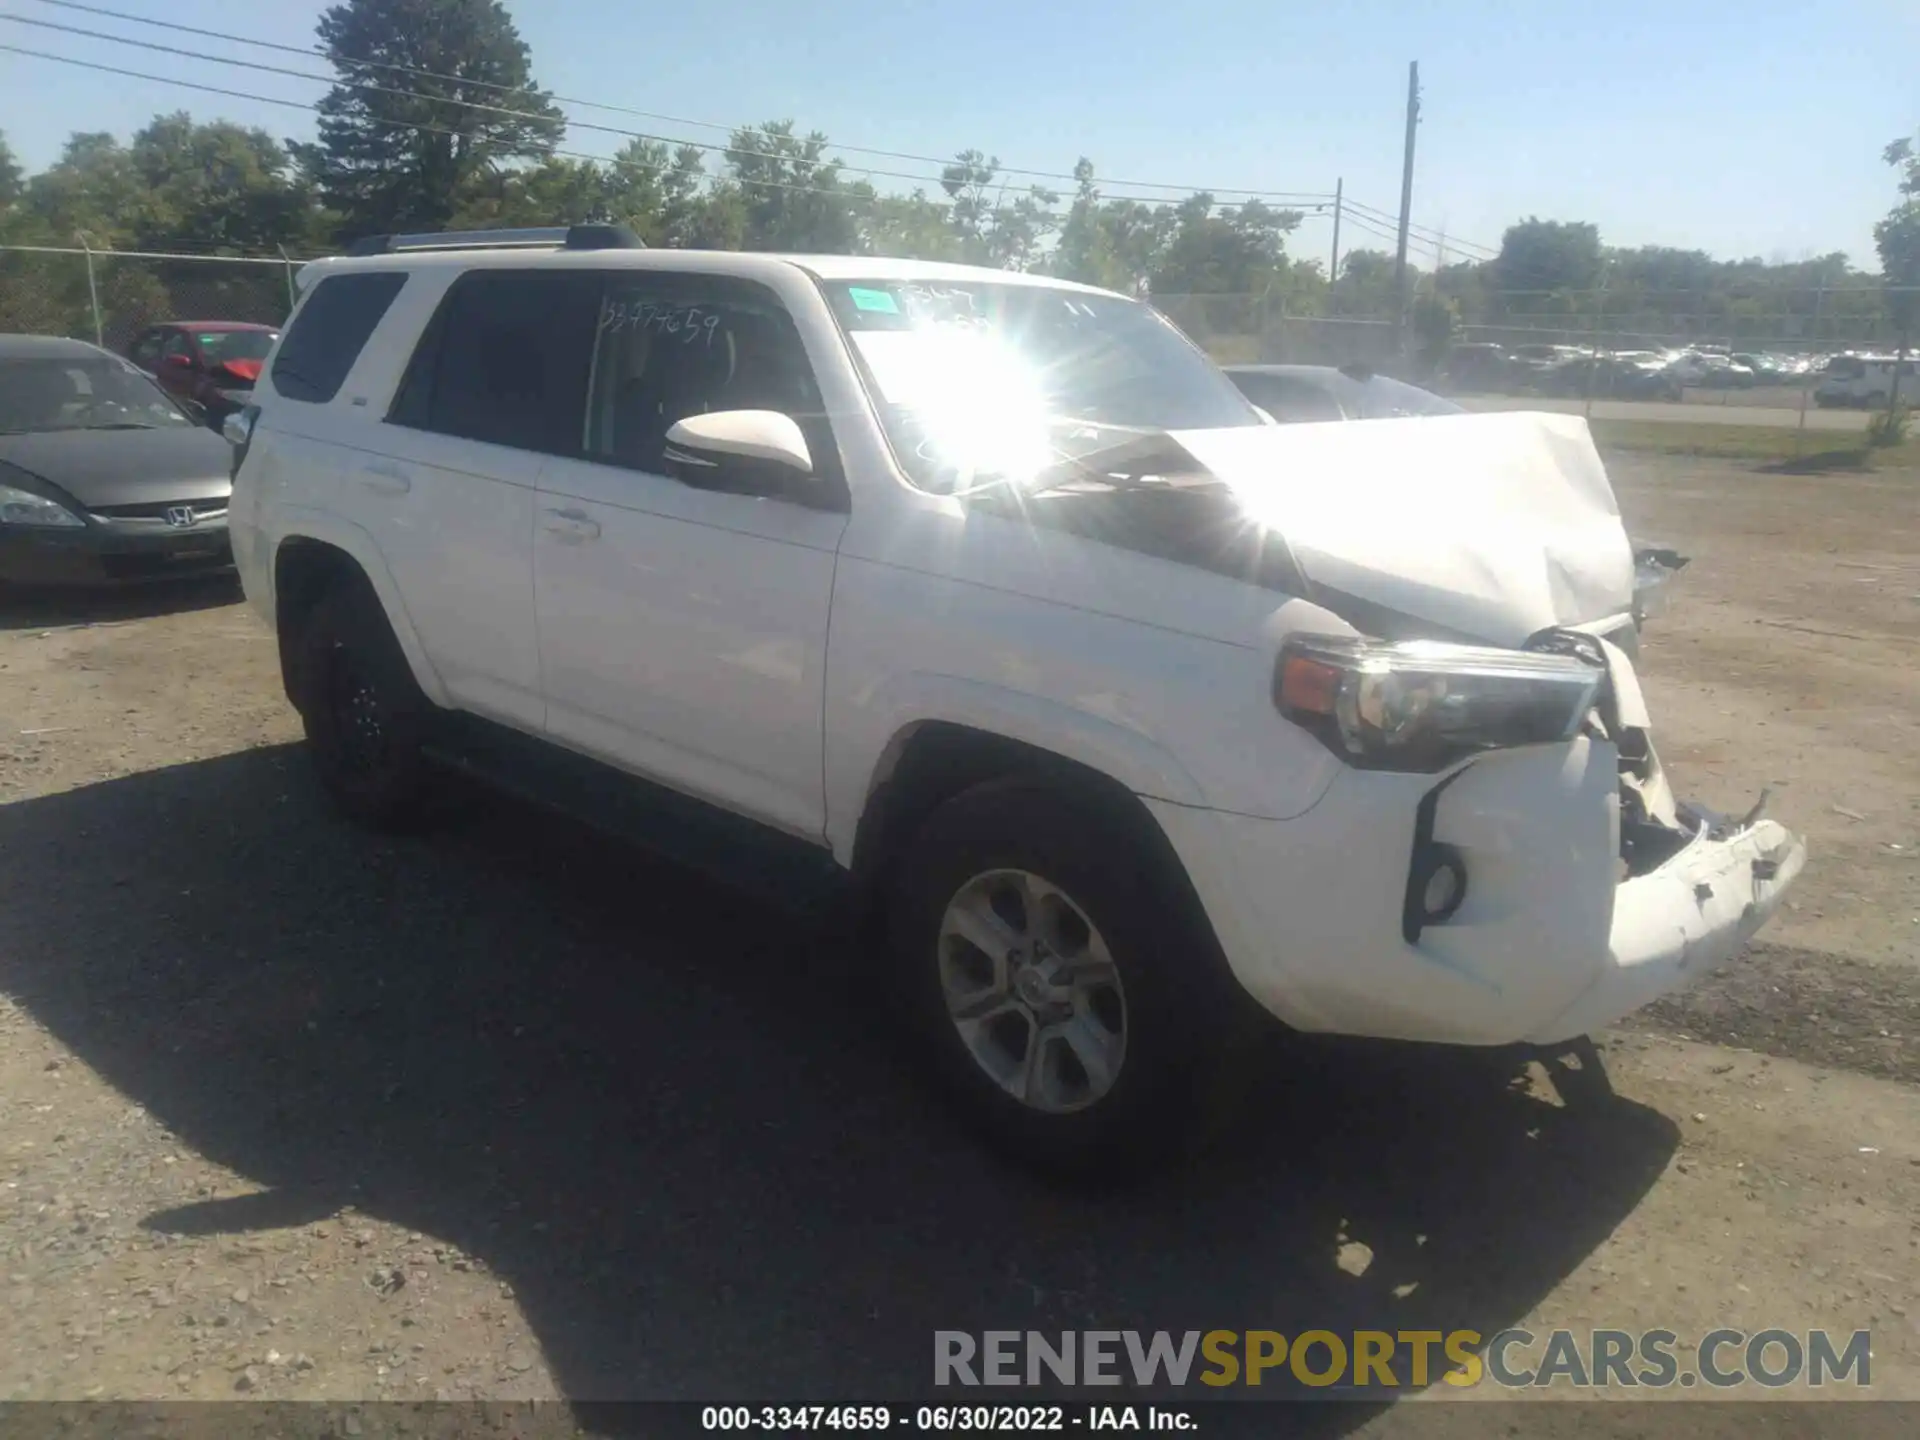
[887,776,1259,1179]
[296,576,436,831]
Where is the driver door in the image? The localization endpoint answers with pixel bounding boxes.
[534,270,850,841]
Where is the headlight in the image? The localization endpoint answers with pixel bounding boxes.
[1274,635,1604,772]
[0,485,84,529]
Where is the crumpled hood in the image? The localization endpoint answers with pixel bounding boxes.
[1168,409,1636,645]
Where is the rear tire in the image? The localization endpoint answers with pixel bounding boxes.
[886,776,1260,1180]
[296,575,437,832]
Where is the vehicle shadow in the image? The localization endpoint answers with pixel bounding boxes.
[0,747,1679,1432]
[0,572,242,631]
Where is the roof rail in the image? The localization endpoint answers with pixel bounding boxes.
[343,223,646,257]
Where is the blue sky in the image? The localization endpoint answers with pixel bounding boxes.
[2,0,1913,269]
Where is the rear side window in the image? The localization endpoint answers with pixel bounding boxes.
[271,271,407,403]
[388,269,601,454]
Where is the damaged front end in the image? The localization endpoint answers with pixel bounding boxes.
[1525,621,1782,881]
[1632,546,1690,630]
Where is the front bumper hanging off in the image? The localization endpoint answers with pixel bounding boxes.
[1141,637,1807,1049]
[1524,803,1806,1044]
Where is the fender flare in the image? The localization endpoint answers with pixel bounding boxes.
[831,672,1209,866]
[268,505,451,709]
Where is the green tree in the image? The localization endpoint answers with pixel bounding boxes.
[866,190,962,261]
[0,132,22,223]
[1875,134,1920,410]
[19,133,145,243]
[1331,248,1397,317]
[128,113,318,252]
[452,155,611,229]
[293,0,564,240]
[1410,292,1459,371]
[938,151,1058,269]
[723,120,862,252]
[1491,218,1603,317]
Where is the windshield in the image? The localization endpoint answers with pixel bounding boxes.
[195,330,277,364]
[0,357,197,433]
[821,278,1262,492]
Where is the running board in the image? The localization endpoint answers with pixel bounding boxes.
[421,714,850,921]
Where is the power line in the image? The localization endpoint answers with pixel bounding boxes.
[0,40,916,211]
[0,37,1334,235]
[0,9,993,192]
[21,0,1342,208]
[1338,206,1454,264]
[1343,195,1497,258]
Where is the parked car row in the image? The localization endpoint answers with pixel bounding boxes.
[1437,341,1833,399]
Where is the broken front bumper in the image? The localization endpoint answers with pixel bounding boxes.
[1143,738,1808,1049]
[1524,814,1806,1044]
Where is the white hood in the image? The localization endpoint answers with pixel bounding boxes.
[1168,410,1636,646]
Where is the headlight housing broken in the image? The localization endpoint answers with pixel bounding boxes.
[1274,634,1605,773]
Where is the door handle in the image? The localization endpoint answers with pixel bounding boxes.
[542,507,601,542]
[358,462,412,495]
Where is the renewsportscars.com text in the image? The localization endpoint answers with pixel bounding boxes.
[934,1328,1872,1391]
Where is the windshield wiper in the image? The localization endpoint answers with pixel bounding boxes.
[84,422,163,430]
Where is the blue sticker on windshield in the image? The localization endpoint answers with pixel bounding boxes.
[848,286,900,315]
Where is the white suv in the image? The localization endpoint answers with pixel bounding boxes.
[227,226,1806,1175]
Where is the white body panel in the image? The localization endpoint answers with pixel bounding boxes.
[534,453,845,839]
[230,244,1806,1052]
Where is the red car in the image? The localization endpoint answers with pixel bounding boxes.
[127,321,280,429]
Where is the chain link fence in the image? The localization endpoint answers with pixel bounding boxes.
[1154,285,1920,410]
[0,246,300,354]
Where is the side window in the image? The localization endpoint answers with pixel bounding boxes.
[388,269,600,454]
[128,331,162,369]
[161,331,195,366]
[583,274,842,486]
[272,271,407,404]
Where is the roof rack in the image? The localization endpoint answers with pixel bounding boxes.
[343,223,646,257]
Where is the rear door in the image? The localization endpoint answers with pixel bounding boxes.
[371,267,602,732]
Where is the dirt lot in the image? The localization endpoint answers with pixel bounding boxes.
[0,452,1916,1428]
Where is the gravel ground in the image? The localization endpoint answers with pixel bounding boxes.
[0,453,1916,1429]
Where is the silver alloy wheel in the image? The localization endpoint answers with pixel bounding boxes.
[936,868,1128,1114]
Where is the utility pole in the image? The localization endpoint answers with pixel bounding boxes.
[1392,61,1421,353]
[1330,177,1344,289]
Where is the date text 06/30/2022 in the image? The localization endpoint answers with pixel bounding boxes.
[701,1407,1193,1432]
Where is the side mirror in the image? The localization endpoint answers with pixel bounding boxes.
[662,410,815,499]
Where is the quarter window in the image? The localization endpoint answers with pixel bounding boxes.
[272,271,407,404]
